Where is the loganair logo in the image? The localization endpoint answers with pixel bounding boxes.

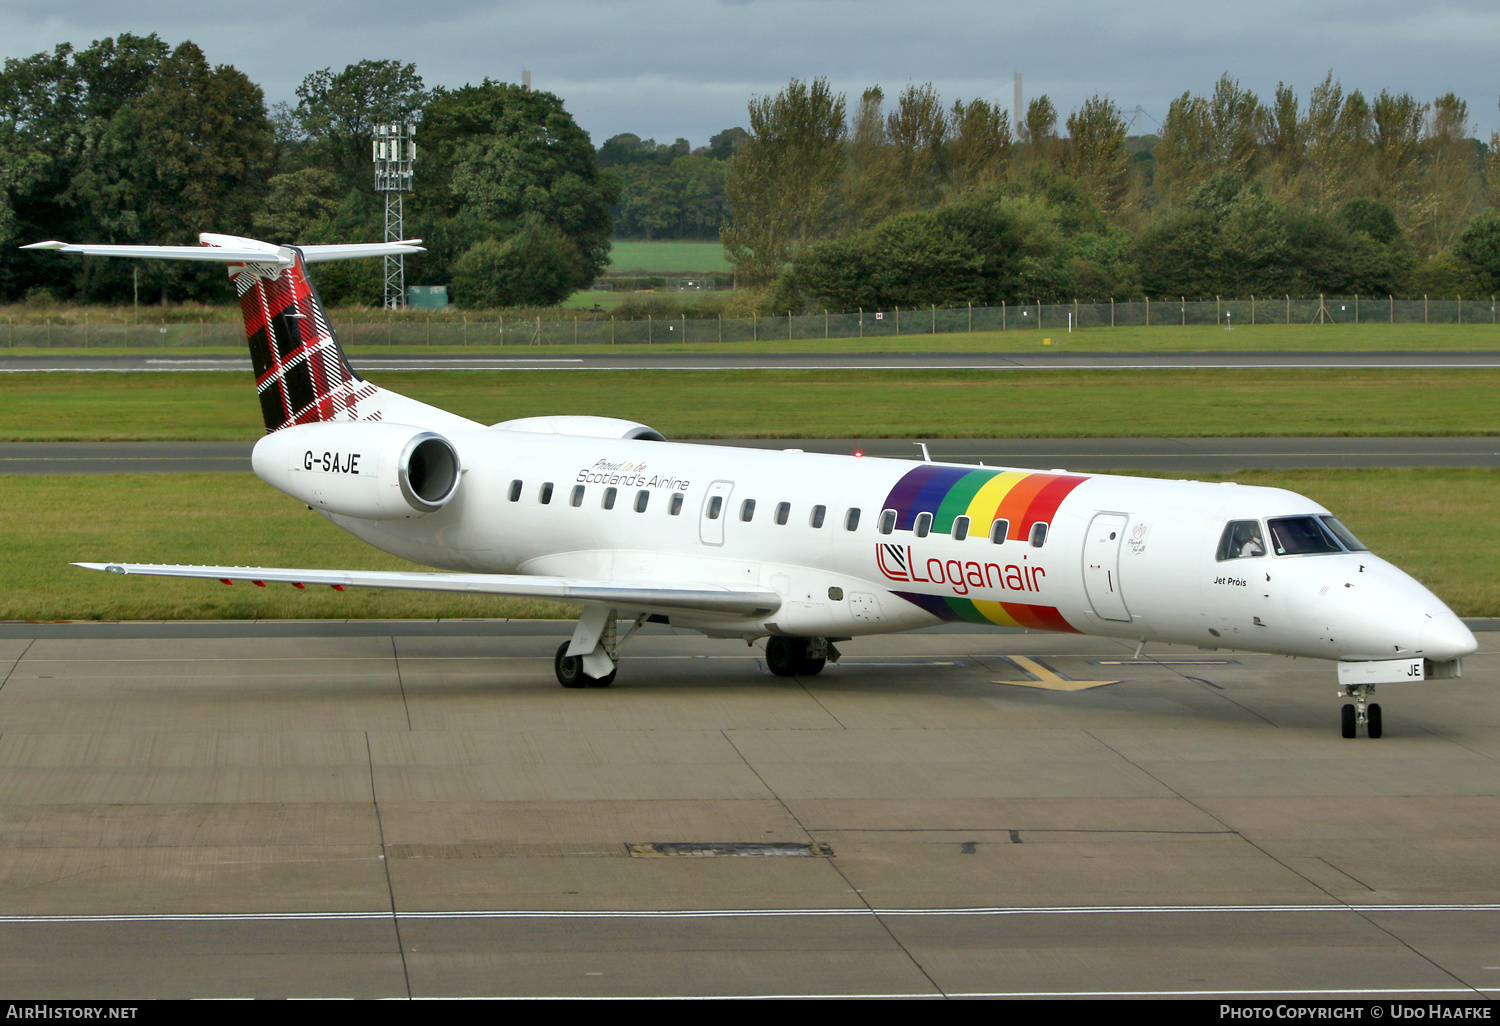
[876,543,1046,597]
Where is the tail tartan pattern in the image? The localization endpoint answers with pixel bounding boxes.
[233,251,379,432]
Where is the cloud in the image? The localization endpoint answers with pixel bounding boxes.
[3,0,1496,143]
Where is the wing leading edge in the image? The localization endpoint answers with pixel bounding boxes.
[73,563,781,618]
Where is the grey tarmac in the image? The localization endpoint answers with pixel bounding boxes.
[0,620,1496,998]
[4,349,1500,373]
[3,437,1496,475]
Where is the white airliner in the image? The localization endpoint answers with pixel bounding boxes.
[26,234,1477,738]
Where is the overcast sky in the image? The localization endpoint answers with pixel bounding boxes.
[4,0,1498,146]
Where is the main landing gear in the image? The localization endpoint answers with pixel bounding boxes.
[553,606,643,688]
[765,636,840,677]
[1338,683,1382,739]
[555,642,616,688]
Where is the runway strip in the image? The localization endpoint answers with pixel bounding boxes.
[2,437,1494,474]
[0,626,1494,998]
[3,350,1500,372]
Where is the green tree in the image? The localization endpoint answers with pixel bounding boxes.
[417,80,616,293]
[0,35,174,298]
[1412,93,1484,255]
[672,155,729,239]
[614,164,680,238]
[1065,95,1129,215]
[946,97,1012,196]
[1337,198,1401,245]
[451,225,583,307]
[1136,173,1293,297]
[784,194,1065,309]
[1299,75,1373,212]
[886,83,948,209]
[1371,89,1427,212]
[1452,210,1500,291]
[706,127,747,161]
[293,60,427,187]
[722,77,847,285]
[251,167,344,243]
[1152,75,1261,203]
[837,86,896,231]
[1019,95,1059,169]
[1263,83,1306,199]
[129,44,272,238]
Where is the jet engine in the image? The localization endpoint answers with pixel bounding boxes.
[252,422,461,519]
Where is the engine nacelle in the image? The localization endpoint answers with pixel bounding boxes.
[252,422,461,519]
[489,415,666,441]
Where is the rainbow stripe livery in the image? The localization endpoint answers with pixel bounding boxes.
[893,591,1080,632]
[879,466,1089,632]
[880,465,1088,541]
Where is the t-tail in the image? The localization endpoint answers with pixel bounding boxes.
[21,233,474,433]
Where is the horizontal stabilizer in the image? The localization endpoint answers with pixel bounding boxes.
[300,241,425,263]
[22,237,425,265]
[21,241,292,264]
[74,563,782,618]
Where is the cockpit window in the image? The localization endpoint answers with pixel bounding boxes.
[1320,516,1368,552]
[1267,515,1344,555]
[1216,520,1266,561]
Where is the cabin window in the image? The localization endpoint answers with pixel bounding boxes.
[707,495,723,520]
[508,480,522,502]
[953,515,971,542]
[740,498,756,522]
[669,492,684,516]
[810,505,826,529]
[1267,515,1343,556]
[570,485,585,507]
[1320,516,1368,552]
[1216,520,1266,561]
[602,487,617,510]
[845,507,861,531]
[878,509,897,535]
[914,511,932,538]
[539,482,554,505]
[635,490,650,513]
[775,502,790,526]
[990,518,1009,544]
[1029,522,1048,547]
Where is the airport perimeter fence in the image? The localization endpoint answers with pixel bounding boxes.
[4,294,1497,348]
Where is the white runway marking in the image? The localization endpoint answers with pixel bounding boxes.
[947,989,1490,998]
[493,988,1488,1000]
[4,902,1497,924]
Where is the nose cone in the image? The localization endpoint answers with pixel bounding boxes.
[1420,611,1478,661]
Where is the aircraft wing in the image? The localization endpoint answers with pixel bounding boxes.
[73,562,781,618]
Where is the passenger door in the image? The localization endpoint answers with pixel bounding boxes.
[700,480,734,545]
[1083,512,1132,622]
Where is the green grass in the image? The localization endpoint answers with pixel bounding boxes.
[2,469,1494,620]
[0,474,572,622]
[1,368,1496,441]
[606,240,731,273]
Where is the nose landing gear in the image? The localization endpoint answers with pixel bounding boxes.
[1338,683,1382,739]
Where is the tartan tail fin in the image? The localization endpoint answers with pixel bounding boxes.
[230,247,381,432]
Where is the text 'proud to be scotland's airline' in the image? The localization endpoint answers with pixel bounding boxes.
[24,234,1477,738]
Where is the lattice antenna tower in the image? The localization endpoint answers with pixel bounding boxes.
[373,122,416,309]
